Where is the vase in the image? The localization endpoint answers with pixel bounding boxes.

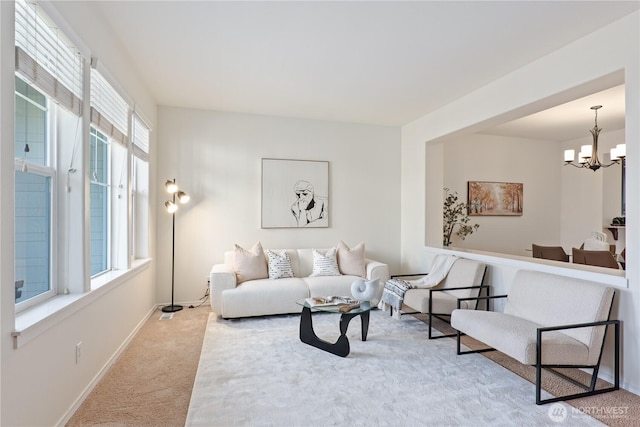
[350,278,379,302]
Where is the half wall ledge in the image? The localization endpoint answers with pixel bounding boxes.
[425,247,627,289]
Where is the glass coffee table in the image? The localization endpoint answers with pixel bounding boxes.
[296,298,374,357]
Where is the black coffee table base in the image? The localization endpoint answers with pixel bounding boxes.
[299,306,370,357]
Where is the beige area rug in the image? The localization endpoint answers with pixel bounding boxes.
[186,310,607,426]
[66,304,211,426]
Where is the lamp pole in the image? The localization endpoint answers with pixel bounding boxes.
[163,178,184,313]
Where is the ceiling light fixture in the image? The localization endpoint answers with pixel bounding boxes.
[563,105,625,171]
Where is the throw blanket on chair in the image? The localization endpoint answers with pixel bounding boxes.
[380,255,458,317]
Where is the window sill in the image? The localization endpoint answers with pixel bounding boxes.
[12,258,151,349]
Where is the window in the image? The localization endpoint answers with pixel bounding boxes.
[14,76,56,307]
[89,127,110,276]
[13,0,149,316]
[15,0,83,310]
[89,68,131,276]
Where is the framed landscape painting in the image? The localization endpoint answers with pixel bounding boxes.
[467,181,523,216]
[262,158,329,228]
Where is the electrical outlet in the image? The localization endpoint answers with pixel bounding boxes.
[76,342,82,364]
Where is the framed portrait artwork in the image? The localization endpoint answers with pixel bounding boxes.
[467,181,523,216]
[261,158,329,228]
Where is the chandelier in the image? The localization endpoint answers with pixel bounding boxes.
[563,105,625,171]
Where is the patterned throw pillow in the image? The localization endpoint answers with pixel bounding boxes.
[310,248,341,277]
[233,242,268,284]
[267,250,294,279]
[336,241,366,277]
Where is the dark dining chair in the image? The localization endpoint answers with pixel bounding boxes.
[572,247,620,269]
[531,244,569,262]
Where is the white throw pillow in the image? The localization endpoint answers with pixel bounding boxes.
[310,248,341,277]
[336,241,366,277]
[233,242,268,284]
[267,250,294,279]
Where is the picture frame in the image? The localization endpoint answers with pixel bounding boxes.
[261,158,329,228]
[467,181,523,216]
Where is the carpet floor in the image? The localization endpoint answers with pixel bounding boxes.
[66,304,211,426]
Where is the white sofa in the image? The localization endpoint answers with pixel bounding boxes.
[210,248,390,318]
[451,269,620,404]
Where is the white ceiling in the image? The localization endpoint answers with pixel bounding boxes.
[88,1,637,136]
[480,84,626,142]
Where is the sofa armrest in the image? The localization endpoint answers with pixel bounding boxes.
[364,259,390,304]
[365,259,390,282]
[209,263,237,315]
[430,284,490,293]
[391,273,429,279]
[537,319,620,341]
[456,294,507,309]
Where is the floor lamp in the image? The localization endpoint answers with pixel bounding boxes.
[163,178,190,313]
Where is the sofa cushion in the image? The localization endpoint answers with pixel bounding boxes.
[336,241,366,277]
[221,277,309,318]
[305,275,360,298]
[266,250,294,279]
[451,310,590,365]
[310,248,341,277]
[233,242,268,284]
[403,289,474,313]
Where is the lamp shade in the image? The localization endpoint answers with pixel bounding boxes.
[578,152,588,164]
[610,147,619,160]
[165,200,178,213]
[165,180,178,194]
[616,144,626,158]
[564,149,575,162]
[176,191,190,204]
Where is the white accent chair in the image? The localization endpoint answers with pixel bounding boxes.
[392,258,487,339]
[451,269,620,405]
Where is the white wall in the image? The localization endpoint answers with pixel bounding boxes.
[401,12,640,393]
[0,2,158,425]
[156,107,402,305]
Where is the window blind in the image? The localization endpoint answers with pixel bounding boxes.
[132,114,149,162]
[90,68,130,146]
[15,0,83,116]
